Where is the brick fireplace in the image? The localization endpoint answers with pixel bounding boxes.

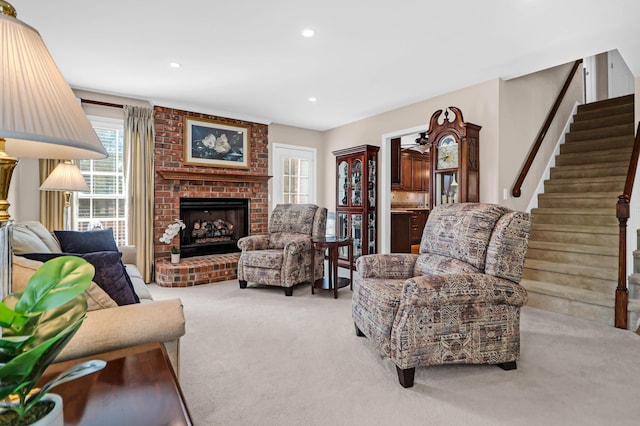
[153,106,269,286]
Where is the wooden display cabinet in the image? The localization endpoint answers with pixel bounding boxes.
[333,145,379,269]
[427,106,481,207]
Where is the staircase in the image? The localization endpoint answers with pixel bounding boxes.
[521,94,640,329]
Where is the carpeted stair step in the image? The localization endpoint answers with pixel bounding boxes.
[569,112,635,133]
[522,259,616,293]
[536,192,619,209]
[531,208,618,226]
[555,147,632,165]
[550,163,627,179]
[543,176,626,193]
[565,123,634,143]
[522,279,640,329]
[629,273,640,299]
[560,135,634,154]
[529,223,618,246]
[520,279,616,325]
[576,94,634,113]
[523,94,635,328]
[526,240,617,269]
[573,102,634,122]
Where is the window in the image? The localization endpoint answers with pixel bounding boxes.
[272,144,316,206]
[282,157,310,203]
[74,117,128,245]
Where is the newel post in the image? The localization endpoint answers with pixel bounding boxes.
[615,195,629,329]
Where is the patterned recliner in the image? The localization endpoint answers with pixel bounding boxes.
[353,203,531,387]
[237,204,327,296]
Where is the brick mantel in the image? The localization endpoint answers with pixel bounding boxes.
[157,169,271,184]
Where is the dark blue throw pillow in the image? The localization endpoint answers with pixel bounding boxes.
[54,229,119,253]
[22,251,139,306]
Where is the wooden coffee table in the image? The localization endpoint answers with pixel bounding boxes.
[39,342,193,425]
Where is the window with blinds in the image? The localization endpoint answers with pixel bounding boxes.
[74,117,128,245]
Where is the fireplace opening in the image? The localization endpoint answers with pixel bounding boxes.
[179,197,248,258]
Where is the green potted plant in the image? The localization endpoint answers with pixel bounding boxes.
[0,256,106,425]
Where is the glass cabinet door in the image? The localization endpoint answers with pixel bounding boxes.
[367,157,376,209]
[351,159,362,207]
[338,161,349,206]
[338,213,349,258]
[367,212,376,254]
[351,214,363,259]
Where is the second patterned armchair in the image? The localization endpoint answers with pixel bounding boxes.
[237,204,327,296]
[353,203,531,387]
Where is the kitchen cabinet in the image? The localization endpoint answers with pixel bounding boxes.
[390,212,412,253]
[410,209,429,244]
[390,137,401,189]
[399,150,430,192]
[333,145,379,269]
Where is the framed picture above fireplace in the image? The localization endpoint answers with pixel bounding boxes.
[184,116,250,169]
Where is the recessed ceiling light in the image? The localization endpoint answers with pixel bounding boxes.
[301,29,315,38]
[169,62,181,68]
[308,97,317,102]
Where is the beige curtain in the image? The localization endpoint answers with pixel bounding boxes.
[39,159,64,230]
[124,105,155,283]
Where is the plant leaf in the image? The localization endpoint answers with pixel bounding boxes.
[14,256,93,315]
[0,318,83,401]
[27,359,106,406]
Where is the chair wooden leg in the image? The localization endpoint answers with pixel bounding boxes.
[497,361,517,371]
[396,366,415,388]
[284,287,293,296]
[354,323,365,337]
[239,280,247,289]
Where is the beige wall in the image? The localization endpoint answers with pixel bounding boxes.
[322,79,501,214]
[267,124,325,211]
[498,61,584,211]
[307,61,583,252]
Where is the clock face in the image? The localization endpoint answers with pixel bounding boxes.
[436,134,458,169]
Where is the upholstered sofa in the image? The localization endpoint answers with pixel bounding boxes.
[353,203,531,387]
[237,203,327,296]
[11,221,186,375]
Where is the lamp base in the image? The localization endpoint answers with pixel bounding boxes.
[0,220,13,298]
[63,191,71,230]
[0,138,17,299]
[0,138,18,222]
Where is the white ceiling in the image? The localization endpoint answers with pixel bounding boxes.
[10,0,640,131]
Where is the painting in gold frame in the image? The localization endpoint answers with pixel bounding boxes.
[184,116,250,169]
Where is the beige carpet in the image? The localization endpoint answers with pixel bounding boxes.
[148,280,640,426]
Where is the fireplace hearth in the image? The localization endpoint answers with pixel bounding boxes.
[179,197,248,258]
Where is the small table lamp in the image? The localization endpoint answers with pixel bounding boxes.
[0,2,108,298]
[40,161,90,230]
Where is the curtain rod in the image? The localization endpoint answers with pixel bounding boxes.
[80,98,124,109]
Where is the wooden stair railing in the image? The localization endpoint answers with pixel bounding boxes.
[511,59,583,198]
[615,122,640,329]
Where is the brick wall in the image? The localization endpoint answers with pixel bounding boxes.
[153,106,269,261]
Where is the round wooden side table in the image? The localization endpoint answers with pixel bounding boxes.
[310,236,353,299]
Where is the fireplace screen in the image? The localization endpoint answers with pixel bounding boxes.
[179,197,249,258]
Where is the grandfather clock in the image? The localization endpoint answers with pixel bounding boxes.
[427,106,481,207]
